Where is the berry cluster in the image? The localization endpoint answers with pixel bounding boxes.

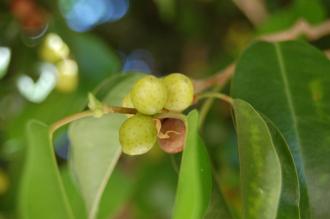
[119,73,194,155]
[40,33,79,93]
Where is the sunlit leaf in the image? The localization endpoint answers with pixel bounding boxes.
[172,110,212,219]
[233,99,300,219]
[68,73,143,219]
[233,99,282,219]
[19,120,74,219]
[231,40,330,218]
[68,114,124,219]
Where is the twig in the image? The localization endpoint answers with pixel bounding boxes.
[195,19,330,94]
[232,0,268,26]
[193,64,235,94]
[196,92,234,105]
[260,19,330,42]
[196,18,330,126]
[49,106,137,136]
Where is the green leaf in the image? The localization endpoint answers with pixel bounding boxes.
[61,167,87,219]
[68,73,144,219]
[231,40,330,218]
[64,33,121,89]
[258,0,326,34]
[294,0,326,24]
[263,117,300,219]
[172,110,212,219]
[68,114,124,219]
[204,179,234,219]
[19,120,74,219]
[96,169,134,219]
[102,73,144,105]
[233,99,282,219]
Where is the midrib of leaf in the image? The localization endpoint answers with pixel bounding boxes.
[274,43,303,164]
[274,42,307,217]
[89,147,121,219]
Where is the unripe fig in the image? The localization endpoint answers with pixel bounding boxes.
[122,93,134,108]
[119,114,157,155]
[131,75,167,115]
[163,73,194,112]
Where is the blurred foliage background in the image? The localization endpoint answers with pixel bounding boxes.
[1,0,330,218]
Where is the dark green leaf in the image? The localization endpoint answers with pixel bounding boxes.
[19,120,74,219]
[264,117,300,219]
[172,110,212,219]
[231,40,330,218]
[204,179,233,219]
[61,167,87,219]
[64,33,121,89]
[96,169,134,219]
[258,0,326,34]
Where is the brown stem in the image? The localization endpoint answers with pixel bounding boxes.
[193,64,235,94]
[232,0,268,26]
[49,106,137,136]
[260,19,330,42]
[194,19,330,93]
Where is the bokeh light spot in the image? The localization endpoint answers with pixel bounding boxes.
[0,47,11,79]
[17,63,57,103]
[59,0,129,32]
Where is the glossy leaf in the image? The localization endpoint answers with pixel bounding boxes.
[172,110,212,219]
[19,120,74,219]
[233,99,282,219]
[231,40,330,218]
[68,73,143,219]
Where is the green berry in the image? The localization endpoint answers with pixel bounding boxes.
[163,73,194,112]
[119,114,157,155]
[131,75,167,115]
[122,93,134,108]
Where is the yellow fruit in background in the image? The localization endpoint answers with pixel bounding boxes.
[40,33,70,63]
[119,114,157,155]
[0,170,9,195]
[163,73,194,112]
[55,59,78,92]
[131,75,167,115]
